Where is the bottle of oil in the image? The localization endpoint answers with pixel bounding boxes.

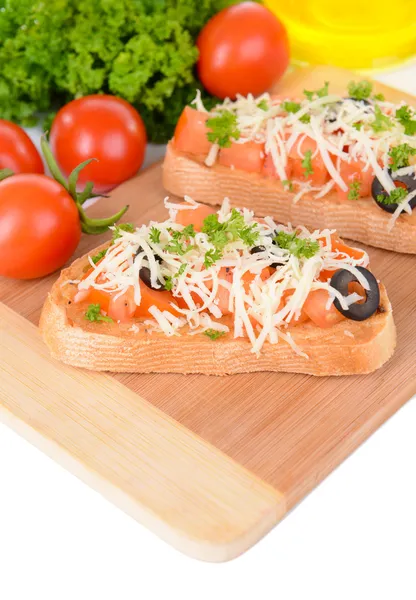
[265,0,416,70]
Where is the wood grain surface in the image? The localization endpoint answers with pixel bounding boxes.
[1,67,415,560]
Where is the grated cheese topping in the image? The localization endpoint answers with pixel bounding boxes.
[195,88,416,227]
[79,197,371,357]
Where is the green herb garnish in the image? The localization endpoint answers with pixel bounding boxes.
[164,276,173,291]
[90,248,108,264]
[164,225,196,255]
[389,144,416,171]
[302,150,314,177]
[282,101,301,114]
[376,187,408,205]
[274,231,320,259]
[206,111,240,148]
[112,223,135,241]
[176,263,186,277]
[204,329,226,340]
[299,114,311,124]
[203,248,223,269]
[202,209,259,253]
[353,121,363,130]
[85,304,113,323]
[281,180,294,192]
[304,81,329,101]
[257,99,269,111]
[149,227,161,244]
[371,105,393,133]
[347,180,361,200]
[395,105,416,136]
[373,92,385,102]
[347,80,372,100]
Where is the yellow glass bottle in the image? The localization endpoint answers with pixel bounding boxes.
[265,0,416,70]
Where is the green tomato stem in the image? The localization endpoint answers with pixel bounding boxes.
[68,159,97,199]
[78,203,129,232]
[40,136,68,190]
[39,137,130,234]
[0,168,14,181]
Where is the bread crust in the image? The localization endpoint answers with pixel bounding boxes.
[40,247,396,376]
[163,143,416,254]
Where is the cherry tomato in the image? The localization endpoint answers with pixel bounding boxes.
[173,107,212,155]
[219,141,265,173]
[50,95,147,194]
[174,202,215,230]
[303,289,345,328]
[197,2,289,99]
[0,174,81,279]
[0,120,44,174]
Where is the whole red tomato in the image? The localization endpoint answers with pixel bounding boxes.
[0,120,44,174]
[50,95,147,194]
[197,2,289,99]
[0,174,81,279]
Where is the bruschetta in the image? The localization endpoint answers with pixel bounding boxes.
[163,80,416,254]
[40,197,396,376]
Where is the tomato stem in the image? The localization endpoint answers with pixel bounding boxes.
[40,136,130,235]
[0,168,14,181]
[68,159,97,198]
[78,203,129,235]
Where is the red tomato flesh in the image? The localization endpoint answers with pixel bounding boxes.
[173,107,212,155]
[303,289,345,328]
[219,141,265,173]
[174,202,215,230]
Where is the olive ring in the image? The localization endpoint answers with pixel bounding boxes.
[330,267,380,321]
[371,169,416,214]
[134,246,164,289]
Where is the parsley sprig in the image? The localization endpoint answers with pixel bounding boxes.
[89,248,108,264]
[85,304,113,323]
[164,225,196,255]
[149,227,161,244]
[204,329,226,340]
[274,231,320,259]
[281,179,294,192]
[257,99,269,111]
[395,105,416,136]
[302,150,314,177]
[112,223,135,241]
[347,80,372,100]
[347,180,361,200]
[376,187,408,205]
[206,111,240,148]
[389,144,416,171]
[371,105,393,133]
[304,81,329,101]
[201,209,260,268]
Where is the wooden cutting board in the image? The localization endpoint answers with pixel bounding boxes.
[1,67,415,562]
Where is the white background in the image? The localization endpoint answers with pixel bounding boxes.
[1,64,415,600]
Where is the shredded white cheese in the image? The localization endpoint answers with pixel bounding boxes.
[78,198,373,358]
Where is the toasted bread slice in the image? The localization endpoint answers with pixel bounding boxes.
[40,246,396,376]
[163,143,416,254]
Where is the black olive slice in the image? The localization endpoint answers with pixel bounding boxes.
[371,169,416,214]
[326,98,373,123]
[134,246,163,290]
[250,243,283,269]
[330,267,380,321]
